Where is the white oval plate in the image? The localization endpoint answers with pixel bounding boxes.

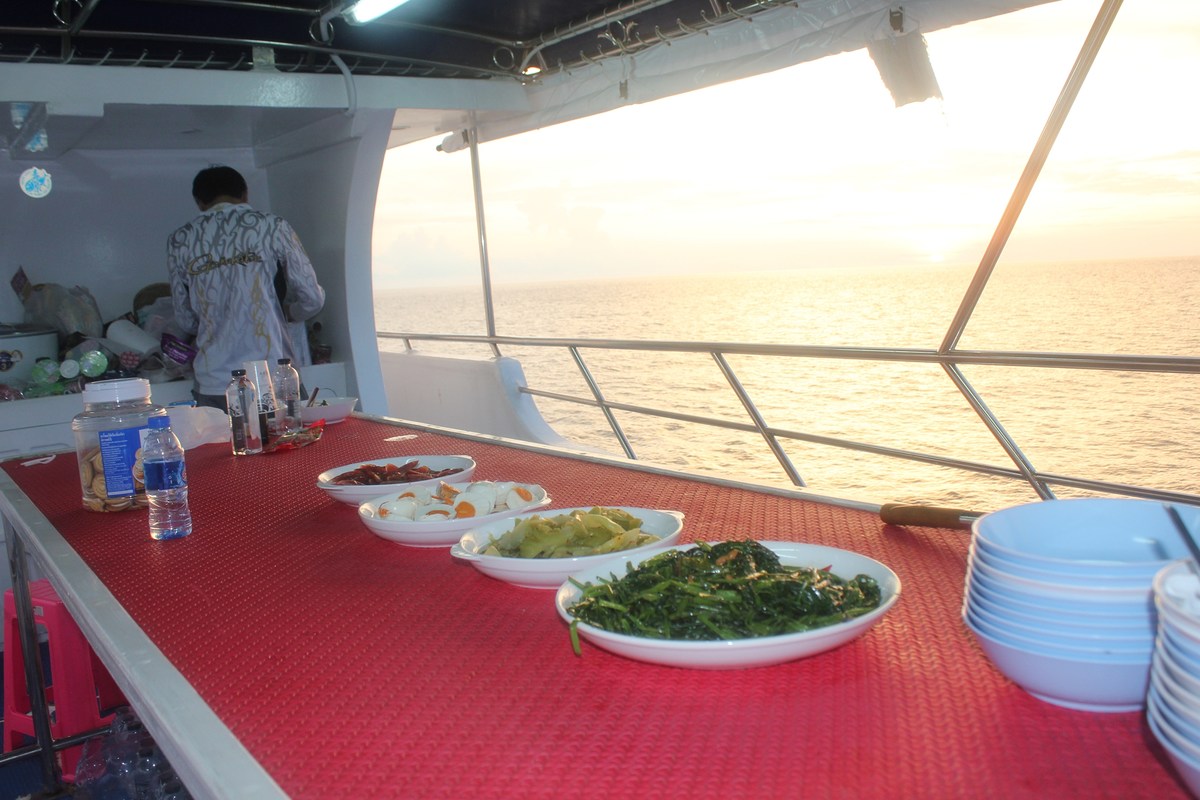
[555,541,900,669]
[316,456,476,506]
[300,396,358,426]
[358,482,550,547]
[450,507,684,589]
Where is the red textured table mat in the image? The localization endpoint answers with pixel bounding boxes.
[2,418,1188,799]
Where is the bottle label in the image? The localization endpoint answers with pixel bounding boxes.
[144,459,186,491]
[231,415,248,451]
[97,426,147,497]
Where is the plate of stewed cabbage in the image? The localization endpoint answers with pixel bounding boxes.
[450,506,685,589]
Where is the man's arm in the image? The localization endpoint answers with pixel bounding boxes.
[276,220,326,322]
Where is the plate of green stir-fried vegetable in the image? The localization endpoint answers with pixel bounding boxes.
[555,540,900,668]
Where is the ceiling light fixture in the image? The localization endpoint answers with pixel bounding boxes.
[343,0,412,24]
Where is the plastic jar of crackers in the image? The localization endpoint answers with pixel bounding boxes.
[71,378,167,512]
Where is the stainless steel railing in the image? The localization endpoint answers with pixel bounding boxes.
[376,330,1200,508]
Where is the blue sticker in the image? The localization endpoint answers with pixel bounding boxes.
[19,167,52,199]
[97,427,147,497]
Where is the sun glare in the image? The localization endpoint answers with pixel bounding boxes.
[373,0,1200,287]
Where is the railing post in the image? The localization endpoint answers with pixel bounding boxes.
[568,346,637,459]
[712,352,805,488]
[941,0,1124,353]
[466,122,501,359]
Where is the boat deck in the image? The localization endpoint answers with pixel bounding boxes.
[0,416,1188,798]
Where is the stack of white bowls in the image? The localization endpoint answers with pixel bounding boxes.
[963,498,1195,712]
[1148,559,1200,796]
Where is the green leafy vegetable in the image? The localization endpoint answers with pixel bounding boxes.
[566,540,881,653]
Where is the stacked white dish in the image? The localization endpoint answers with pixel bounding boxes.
[962,498,1195,712]
[1148,560,1200,796]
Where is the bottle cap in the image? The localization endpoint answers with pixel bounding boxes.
[30,359,60,384]
[277,358,291,365]
[81,377,152,405]
[59,359,80,379]
[80,350,108,377]
[148,416,171,429]
[231,369,246,376]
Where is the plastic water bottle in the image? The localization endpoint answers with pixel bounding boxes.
[132,743,170,799]
[143,416,192,540]
[225,369,263,455]
[272,357,302,434]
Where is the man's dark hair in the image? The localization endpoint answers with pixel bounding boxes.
[192,166,248,205]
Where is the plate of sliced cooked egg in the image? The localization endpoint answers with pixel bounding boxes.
[357,480,550,547]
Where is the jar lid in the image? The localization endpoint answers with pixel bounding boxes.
[81,377,152,405]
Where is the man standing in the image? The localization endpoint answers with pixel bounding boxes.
[167,166,325,409]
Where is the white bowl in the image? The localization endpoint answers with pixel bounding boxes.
[972,498,1194,569]
[1154,561,1200,640]
[358,482,550,547]
[1152,681,1200,748]
[964,615,1150,712]
[963,606,1150,661]
[968,581,1155,635]
[1149,689,1200,765]
[968,554,1152,601]
[1147,701,1200,797]
[1158,632,1200,691]
[554,541,900,669]
[450,507,684,589]
[1152,659,1200,733]
[966,570,1154,619]
[1161,604,1200,653]
[965,595,1153,648]
[316,456,476,506]
[300,396,358,425]
[970,541,1156,588]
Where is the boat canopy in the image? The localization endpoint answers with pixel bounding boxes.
[1,0,1057,154]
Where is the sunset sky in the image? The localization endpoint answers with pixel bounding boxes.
[371,0,1200,288]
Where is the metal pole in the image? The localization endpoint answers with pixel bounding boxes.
[568,346,637,459]
[712,352,806,487]
[466,123,502,358]
[3,517,62,792]
[942,364,1055,500]
[941,0,1125,353]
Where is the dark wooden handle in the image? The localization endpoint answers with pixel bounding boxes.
[879,503,978,530]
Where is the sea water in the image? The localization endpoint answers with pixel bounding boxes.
[374,256,1200,510]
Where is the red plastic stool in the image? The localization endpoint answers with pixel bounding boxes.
[3,579,126,782]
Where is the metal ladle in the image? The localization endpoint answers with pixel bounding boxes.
[1165,504,1200,577]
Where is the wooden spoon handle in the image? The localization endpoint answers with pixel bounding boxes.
[879,503,979,530]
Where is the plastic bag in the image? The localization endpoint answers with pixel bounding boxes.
[23,283,104,340]
[140,295,190,341]
[166,406,230,450]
